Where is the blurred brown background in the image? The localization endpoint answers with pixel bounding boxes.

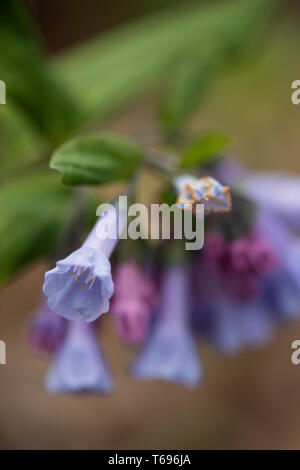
[1,0,300,449]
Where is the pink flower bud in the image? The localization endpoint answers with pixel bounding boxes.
[111,261,156,344]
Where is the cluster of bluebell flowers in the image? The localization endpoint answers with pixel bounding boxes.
[28,156,300,394]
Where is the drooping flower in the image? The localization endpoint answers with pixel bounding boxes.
[111,261,156,344]
[208,158,300,319]
[28,296,67,354]
[174,175,231,214]
[255,210,300,322]
[131,263,202,387]
[194,254,274,354]
[43,200,127,322]
[209,291,274,354]
[194,189,300,354]
[46,318,113,394]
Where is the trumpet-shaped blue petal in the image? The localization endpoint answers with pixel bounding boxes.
[131,264,202,387]
[208,291,274,353]
[265,271,300,322]
[43,246,114,322]
[46,320,114,394]
[132,326,202,387]
[210,301,243,355]
[238,302,274,348]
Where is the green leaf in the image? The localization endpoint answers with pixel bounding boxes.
[26,70,80,145]
[0,103,46,179]
[181,133,230,168]
[0,0,277,158]
[50,133,143,186]
[55,2,218,123]
[160,45,221,129]
[0,1,79,145]
[53,0,277,127]
[0,172,73,286]
[160,0,278,129]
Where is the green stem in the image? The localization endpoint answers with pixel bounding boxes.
[144,148,177,176]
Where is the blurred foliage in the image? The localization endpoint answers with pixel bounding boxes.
[0,173,72,286]
[51,133,143,185]
[160,0,277,129]
[54,0,277,127]
[0,1,79,147]
[181,133,230,169]
[30,0,189,53]
[0,103,45,180]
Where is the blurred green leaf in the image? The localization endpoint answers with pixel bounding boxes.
[181,133,230,168]
[0,104,45,179]
[0,0,277,148]
[50,133,143,185]
[0,173,73,286]
[160,45,221,129]
[160,0,277,129]
[55,0,277,126]
[25,70,80,145]
[54,1,221,123]
[0,1,79,145]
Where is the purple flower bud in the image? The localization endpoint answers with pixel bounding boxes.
[111,261,156,344]
[43,202,127,322]
[229,238,251,272]
[204,233,259,301]
[247,235,278,276]
[28,296,67,354]
[204,229,278,302]
[46,318,114,394]
[225,270,260,301]
[131,264,202,387]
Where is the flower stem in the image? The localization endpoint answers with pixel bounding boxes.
[144,148,177,176]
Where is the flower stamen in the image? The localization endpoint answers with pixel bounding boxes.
[88,277,96,290]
